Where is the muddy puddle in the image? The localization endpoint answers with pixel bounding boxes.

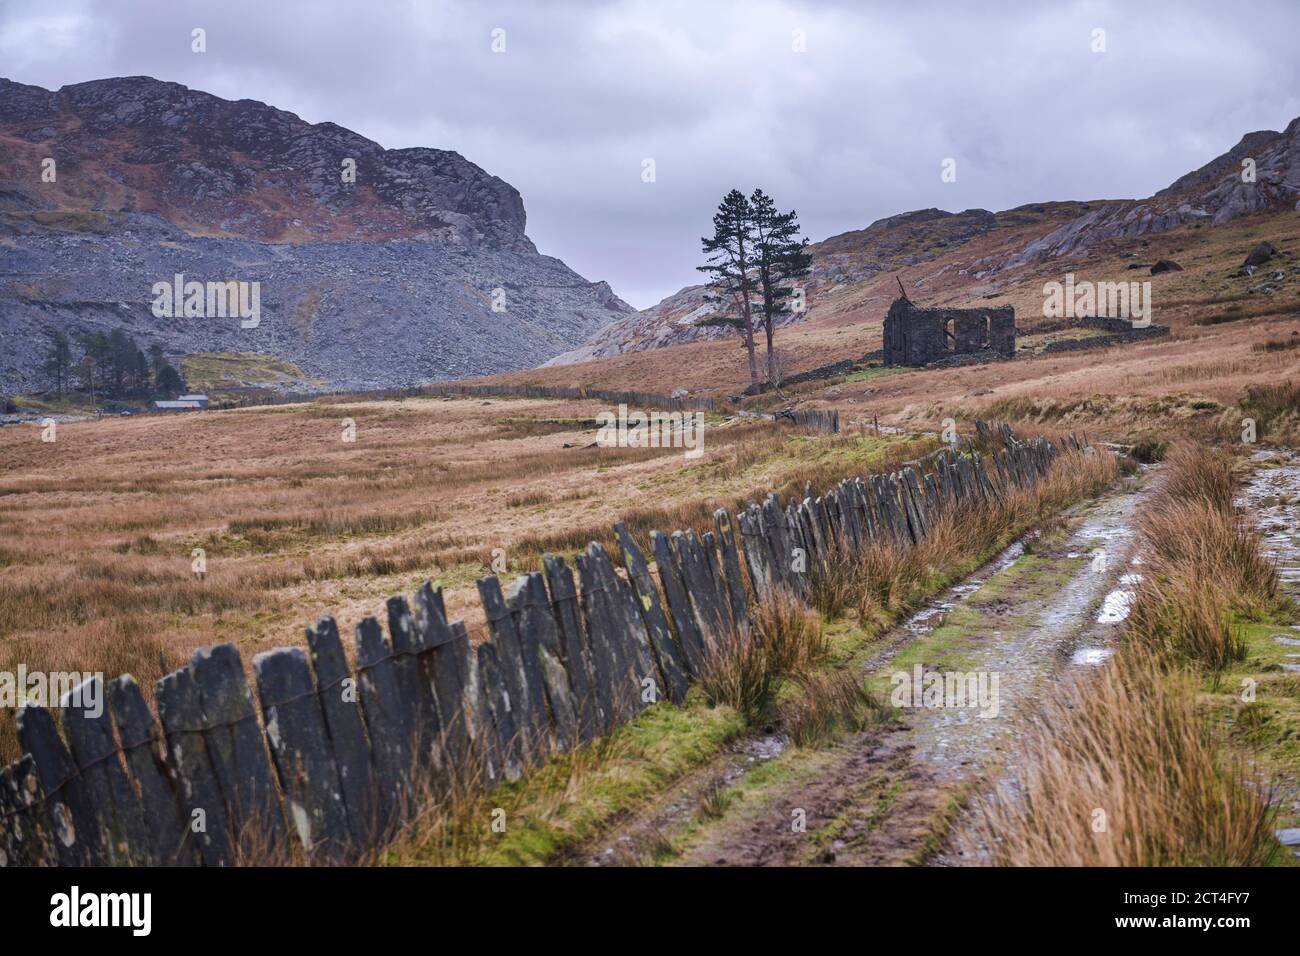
[900,541,1025,637]
[1064,562,1143,667]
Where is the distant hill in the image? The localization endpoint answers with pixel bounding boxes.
[0,76,633,394]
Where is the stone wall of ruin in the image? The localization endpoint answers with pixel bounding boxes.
[883,297,1015,366]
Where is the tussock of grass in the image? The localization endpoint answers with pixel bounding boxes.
[969,648,1277,866]
[1129,439,1167,464]
[782,668,885,747]
[698,589,826,725]
[1160,440,1235,509]
[1127,442,1278,669]
[977,441,1285,865]
[1127,569,1246,671]
[806,445,1120,627]
[1138,500,1277,604]
[697,778,733,820]
[1242,382,1300,442]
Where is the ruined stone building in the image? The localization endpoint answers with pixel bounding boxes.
[882,296,1015,367]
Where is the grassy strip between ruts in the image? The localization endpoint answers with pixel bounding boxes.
[378,445,1120,866]
[1208,617,1300,845]
[663,511,1100,867]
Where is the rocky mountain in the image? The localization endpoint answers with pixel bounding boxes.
[0,76,632,394]
[998,118,1300,267]
[548,115,1300,366]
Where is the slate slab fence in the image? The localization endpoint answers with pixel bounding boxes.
[736,407,841,434]
[0,423,1071,867]
[775,408,839,433]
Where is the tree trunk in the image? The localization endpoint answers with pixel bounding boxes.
[764,313,776,383]
[740,299,759,388]
[755,266,777,385]
[736,234,759,390]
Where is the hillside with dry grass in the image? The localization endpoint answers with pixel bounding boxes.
[0,395,932,758]
[465,206,1300,447]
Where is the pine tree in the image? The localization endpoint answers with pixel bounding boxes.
[42,330,72,398]
[108,328,135,397]
[698,189,760,389]
[77,331,111,396]
[79,355,97,406]
[751,188,812,385]
[147,342,165,378]
[155,363,185,398]
[132,349,150,393]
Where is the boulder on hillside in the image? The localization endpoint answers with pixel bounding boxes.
[1150,259,1183,275]
[1244,241,1279,268]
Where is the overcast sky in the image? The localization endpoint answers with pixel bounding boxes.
[3,0,1299,308]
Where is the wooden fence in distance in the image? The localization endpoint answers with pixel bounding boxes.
[0,426,1072,866]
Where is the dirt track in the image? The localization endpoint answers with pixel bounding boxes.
[576,472,1154,866]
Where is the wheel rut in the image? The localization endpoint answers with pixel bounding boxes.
[575,473,1155,866]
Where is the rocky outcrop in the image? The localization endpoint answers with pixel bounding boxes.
[543,283,736,365]
[0,76,531,247]
[0,76,633,393]
[1005,118,1300,268]
[1243,241,1279,269]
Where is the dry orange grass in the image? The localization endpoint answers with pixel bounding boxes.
[1159,440,1236,508]
[697,588,828,725]
[806,445,1120,625]
[1124,442,1279,670]
[0,395,932,759]
[969,648,1277,866]
[973,441,1282,865]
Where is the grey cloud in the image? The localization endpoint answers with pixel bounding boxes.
[3,0,1298,308]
